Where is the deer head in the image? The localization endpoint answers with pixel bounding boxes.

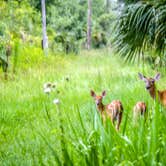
[90,90,106,109]
[138,73,160,90]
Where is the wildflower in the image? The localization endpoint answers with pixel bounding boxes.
[44,87,51,94]
[53,98,60,105]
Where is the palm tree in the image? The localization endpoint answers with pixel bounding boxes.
[87,0,92,50]
[41,0,48,51]
[113,0,166,63]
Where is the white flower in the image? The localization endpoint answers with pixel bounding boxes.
[44,87,51,94]
[53,98,60,105]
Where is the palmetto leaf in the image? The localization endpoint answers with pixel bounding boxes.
[113,1,166,63]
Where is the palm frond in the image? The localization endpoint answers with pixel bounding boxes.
[113,1,166,63]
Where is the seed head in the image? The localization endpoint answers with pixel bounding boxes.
[52,83,57,89]
[43,82,52,89]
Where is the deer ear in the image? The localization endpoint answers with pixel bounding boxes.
[90,90,96,97]
[138,73,146,81]
[102,91,106,97]
[154,73,160,81]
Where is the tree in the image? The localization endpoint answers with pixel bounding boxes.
[106,0,110,13]
[41,0,48,51]
[86,0,92,50]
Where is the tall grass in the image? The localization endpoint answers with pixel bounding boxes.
[0,49,166,165]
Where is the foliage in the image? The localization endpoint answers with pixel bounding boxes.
[0,1,41,37]
[46,0,113,51]
[92,12,116,48]
[113,0,166,64]
[0,0,42,77]
[120,0,140,4]
[0,19,12,78]
[1,0,116,57]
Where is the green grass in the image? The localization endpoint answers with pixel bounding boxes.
[0,49,166,165]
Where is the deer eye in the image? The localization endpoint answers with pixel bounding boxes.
[151,80,155,83]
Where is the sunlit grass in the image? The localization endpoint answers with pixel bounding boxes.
[0,49,166,165]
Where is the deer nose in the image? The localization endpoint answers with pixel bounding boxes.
[96,101,100,105]
[146,86,150,90]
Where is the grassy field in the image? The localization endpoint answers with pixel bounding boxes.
[0,49,166,165]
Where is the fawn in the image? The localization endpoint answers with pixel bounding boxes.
[138,73,166,106]
[133,101,146,121]
[90,90,123,130]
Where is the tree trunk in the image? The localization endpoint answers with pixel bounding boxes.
[106,0,110,13]
[86,0,92,50]
[41,0,48,51]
